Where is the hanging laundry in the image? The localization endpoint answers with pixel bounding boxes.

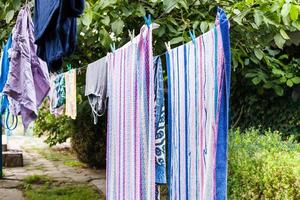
[49,74,65,116]
[65,69,77,119]
[153,56,167,200]
[166,8,231,200]
[85,57,107,124]
[3,7,50,130]
[34,0,85,71]
[0,36,12,114]
[106,24,156,200]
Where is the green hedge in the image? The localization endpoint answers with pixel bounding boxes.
[228,128,300,199]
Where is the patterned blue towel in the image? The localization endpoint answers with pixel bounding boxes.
[154,56,167,184]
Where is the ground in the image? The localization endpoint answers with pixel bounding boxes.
[0,135,106,200]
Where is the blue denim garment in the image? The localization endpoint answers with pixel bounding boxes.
[0,36,12,114]
[34,0,85,72]
[154,56,167,184]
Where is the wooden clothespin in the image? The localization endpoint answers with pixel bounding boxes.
[128,29,135,42]
[165,41,171,52]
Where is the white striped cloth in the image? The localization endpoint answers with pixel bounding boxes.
[106,24,156,200]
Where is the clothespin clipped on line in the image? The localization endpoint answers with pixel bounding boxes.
[165,41,171,52]
[67,64,72,71]
[189,30,196,44]
[143,14,151,28]
[110,43,116,52]
[128,29,135,42]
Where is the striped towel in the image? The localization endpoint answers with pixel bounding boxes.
[167,8,231,200]
[106,24,156,200]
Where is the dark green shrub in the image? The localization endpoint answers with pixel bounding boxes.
[71,100,106,168]
[228,128,300,199]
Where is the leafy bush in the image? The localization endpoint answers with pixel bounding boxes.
[34,100,75,146]
[71,100,107,168]
[231,85,300,140]
[228,128,300,199]
[34,98,106,168]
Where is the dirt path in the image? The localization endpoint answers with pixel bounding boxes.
[1,135,106,200]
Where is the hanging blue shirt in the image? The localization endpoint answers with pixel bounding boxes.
[0,36,12,114]
[34,0,85,72]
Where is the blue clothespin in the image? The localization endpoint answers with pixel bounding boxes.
[189,30,196,44]
[144,14,151,28]
[110,43,116,52]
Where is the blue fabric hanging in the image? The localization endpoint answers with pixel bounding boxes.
[0,36,12,114]
[34,0,85,72]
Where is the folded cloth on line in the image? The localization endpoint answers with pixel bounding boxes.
[65,69,77,119]
[85,56,107,124]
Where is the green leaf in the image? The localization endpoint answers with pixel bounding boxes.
[170,36,183,45]
[273,85,284,96]
[163,0,178,13]
[13,0,21,9]
[245,72,256,78]
[263,82,272,89]
[286,73,293,78]
[254,48,264,60]
[192,21,200,30]
[82,10,93,26]
[200,21,208,33]
[136,4,146,17]
[101,16,110,26]
[279,76,287,83]
[5,10,14,24]
[252,77,261,85]
[254,10,263,27]
[274,33,285,49]
[280,29,290,40]
[291,77,300,84]
[99,28,112,48]
[290,5,299,21]
[281,3,291,17]
[272,68,284,76]
[287,79,293,87]
[271,2,280,12]
[178,0,188,11]
[111,19,124,35]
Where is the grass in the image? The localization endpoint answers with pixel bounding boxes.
[23,175,52,185]
[24,185,103,200]
[21,175,104,200]
[30,147,86,168]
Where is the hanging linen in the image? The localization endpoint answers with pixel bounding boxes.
[106,24,155,200]
[167,8,231,200]
[49,74,65,116]
[65,69,77,119]
[34,0,85,71]
[85,57,107,124]
[4,7,50,130]
[154,56,167,185]
[0,36,12,114]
